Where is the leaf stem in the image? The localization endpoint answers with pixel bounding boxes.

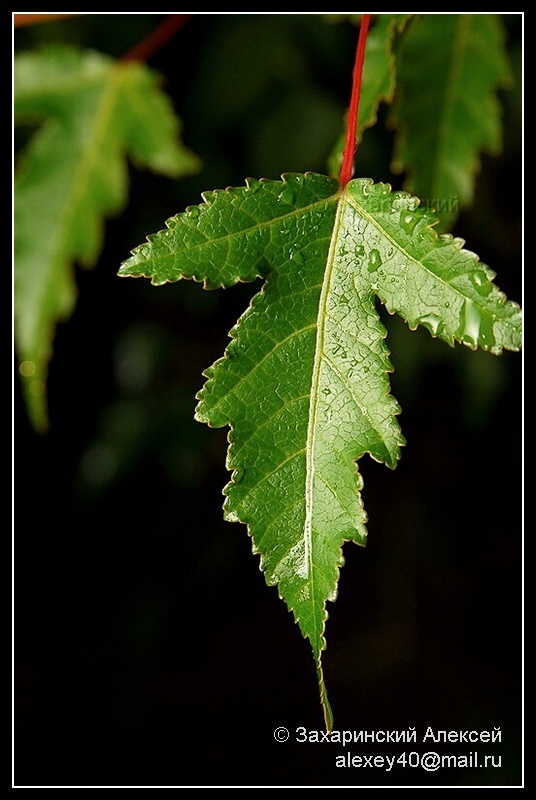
[13,13,84,27]
[339,14,371,188]
[121,14,191,62]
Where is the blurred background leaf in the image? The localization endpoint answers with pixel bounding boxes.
[388,14,514,230]
[14,41,200,431]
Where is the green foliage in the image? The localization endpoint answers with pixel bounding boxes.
[14,44,200,431]
[388,14,513,230]
[13,13,515,432]
[328,13,513,231]
[14,14,521,736]
[119,171,521,727]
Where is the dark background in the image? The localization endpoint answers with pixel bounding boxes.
[14,14,522,787]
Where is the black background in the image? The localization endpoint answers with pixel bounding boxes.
[14,14,522,787]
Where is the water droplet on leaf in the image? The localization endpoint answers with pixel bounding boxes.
[367,249,382,272]
[458,300,481,347]
[419,313,442,336]
[471,271,492,296]
[400,211,419,234]
[278,185,296,205]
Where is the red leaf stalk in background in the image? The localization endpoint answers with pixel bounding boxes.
[122,15,191,62]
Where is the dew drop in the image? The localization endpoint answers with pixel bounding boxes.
[367,248,382,272]
[278,185,296,205]
[400,210,419,234]
[419,313,442,336]
[186,206,200,219]
[471,271,492,296]
[458,300,481,347]
[479,317,496,349]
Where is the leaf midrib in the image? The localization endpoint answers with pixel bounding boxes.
[43,65,122,285]
[432,14,472,201]
[303,196,345,595]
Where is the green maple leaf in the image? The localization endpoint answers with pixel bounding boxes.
[14,44,200,431]
[388,14,513,228]
[119,171,521,729]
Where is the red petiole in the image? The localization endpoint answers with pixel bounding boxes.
[339,14,371,188]
[122,14,191,62]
